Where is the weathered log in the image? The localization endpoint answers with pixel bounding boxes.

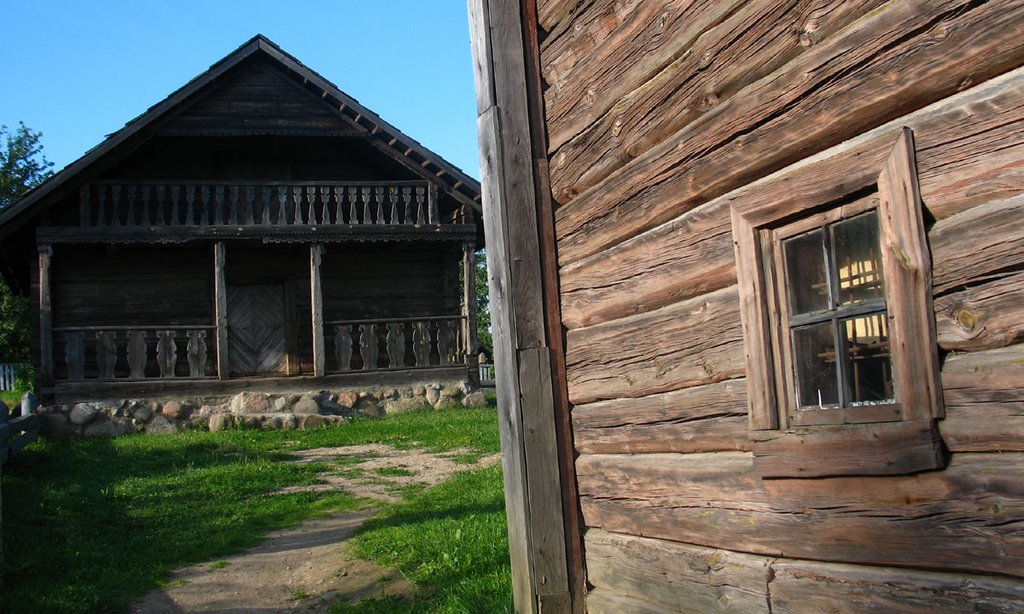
[572,379,749,454]
[940,343,1024,452]
[584,589,667,614]
[546,0,886,190]
[559,76,1024,328]
[585,529,769,613]
[576,452,1024,577]
[770,558,1024,613]
[935,271,1024,353]
[536,0,580,31]
[565,285,744,404]
[553,1,1024,265]
[931,194,1024,295]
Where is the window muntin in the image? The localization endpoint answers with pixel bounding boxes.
[776,209,895,420]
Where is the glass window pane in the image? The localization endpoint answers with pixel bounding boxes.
[833,211,885,306]
[784,229,829,315]
[841,312,894,404]
[792,321,839,409]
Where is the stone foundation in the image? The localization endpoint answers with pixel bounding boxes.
[38,381,490,438]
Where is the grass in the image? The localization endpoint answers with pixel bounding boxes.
[0,390,22,409]
[0,406,504,613]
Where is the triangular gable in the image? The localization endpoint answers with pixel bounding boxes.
[0,35,481,240]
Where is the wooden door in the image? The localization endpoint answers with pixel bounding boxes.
[227,285,287,376]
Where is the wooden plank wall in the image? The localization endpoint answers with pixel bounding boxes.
[534,0,1024,610]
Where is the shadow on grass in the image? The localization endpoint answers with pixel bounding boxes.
[1,433,357,614]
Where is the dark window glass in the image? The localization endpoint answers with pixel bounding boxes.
[784,229,829,315]
[832,211,885,306]
[841,313,894,404]
[792,321,839,409]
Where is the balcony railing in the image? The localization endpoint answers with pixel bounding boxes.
[52,326,216,381]
[79,181,441,228]
[327,315,466,373]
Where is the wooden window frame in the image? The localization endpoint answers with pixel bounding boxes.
[731,128,944,478]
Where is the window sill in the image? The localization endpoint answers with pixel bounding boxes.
[751,419,945,478]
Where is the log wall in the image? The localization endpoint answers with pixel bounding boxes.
[535,0,1024,609]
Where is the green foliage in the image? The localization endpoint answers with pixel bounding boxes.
[0,122,53,212]
[0,277,31,364]
[459,249,492,354]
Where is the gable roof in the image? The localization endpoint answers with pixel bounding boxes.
[0,34,481,240]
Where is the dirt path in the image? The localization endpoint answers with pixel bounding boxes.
[134,446,500,613]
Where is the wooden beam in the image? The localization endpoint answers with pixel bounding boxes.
[463,243,479,384]
[213,242,229,380]
[38,245,53,386]
[310,244,325,378]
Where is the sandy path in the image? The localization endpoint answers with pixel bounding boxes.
[134,446,500,613]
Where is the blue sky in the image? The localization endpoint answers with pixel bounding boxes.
[0,1,480,178]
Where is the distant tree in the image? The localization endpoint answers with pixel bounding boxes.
[475,250,492,353]
[0,122,52,368]
[1,121,54,212]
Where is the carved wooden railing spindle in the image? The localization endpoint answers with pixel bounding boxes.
[306,186,317,224]
[187,330,208,377]
[415,186,426,224]
[245,185,256,225]
[437,320,456,365]
[374,186,385,224]
[261,186,272,225]
[64,332,85,381]
[95,184,108,227]
[335,325,353,371]
[96,331,117,379]
[388,187,400,224]
[169,185,182,225]
[359,323,378,370]
[185,185,196,226]
[360,186,371,224]
[127,331,148,379]
[154,185,166,226]
[413,321,432,367]
[227,186,239,225]
[110,185,122,226]
[156,330,177,378]
[386,323,405,368]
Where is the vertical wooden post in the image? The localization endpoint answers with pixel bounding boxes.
[213,242,229,380]
[469,0,573,611]
[463,242,480,384]
[38,245,54,386]
[310,244,325,377]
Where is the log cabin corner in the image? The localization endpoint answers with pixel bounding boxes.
[469,0,1024,612]
[0,35,483,404]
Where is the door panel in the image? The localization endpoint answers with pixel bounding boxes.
[227,285,287,376]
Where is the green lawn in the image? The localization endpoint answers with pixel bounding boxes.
[0,406,509,613]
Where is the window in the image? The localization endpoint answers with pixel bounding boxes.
[731,128,944,478]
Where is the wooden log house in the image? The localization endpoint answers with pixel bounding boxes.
[0,36,483,403]
[470,0,1024,612]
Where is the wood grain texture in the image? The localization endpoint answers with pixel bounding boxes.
[536,0,580,31]
[558,74,1024,329]
[546,0,886,196]
[553,0,1024,266]
[227,285,287,376]
[770,559,1024,613]
[572,379,750,454]
[576,451,1024,577]
[564,285,744,405]
[584,589,668,614]
[940,343,1024,452]
[931,193,1024,295]
[585,530,770,613]
[214,242,229,380]
[935,271,1024,353]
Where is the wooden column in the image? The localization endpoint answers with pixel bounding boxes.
[310,243,325,377]
[213,242,229,380]
[469,0,573,611]
[463,242,480,384]
[38,245,53,386]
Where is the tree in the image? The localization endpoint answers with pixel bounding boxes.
[1,121,53,212]
[475,250,492,353]
[0,122,52,369]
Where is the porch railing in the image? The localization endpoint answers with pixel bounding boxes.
[51,326,216,381]
[79,181,441,228]
[326,315,466,373]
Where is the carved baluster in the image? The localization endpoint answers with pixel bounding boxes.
[169,185,182,225]
[64,332,85,381]
[388,187,400,224]
[127,330,147,379]
[304,186,316,224]
[96,330,117,379]
[402,187,414,225]
[110,185,121,226]
[428,183,439,224]
[140,185,151,226]
[199,186,210,225]
[95,184,108,227]
[126,185,137,226]
[80,185,91,226]
[211,186,222,224]
[330,186,342,224]
[156,330,177,378]
[184,185,196,225]
[261,186,272,225]
[187,330,207,377]
[334,325,353,371]
[374,186,385,223]
[413,321,432,367]
[276,186,288,224]
[345,186,356,223]
[361,186,371,224]
[227,186,239,225]
[386,323,405,368]
[415,186,426,224]
[438,320,455,365]
[288,186,300,224]
[242,185,253,225]
[155,185,166,225]
[359,323,378,370]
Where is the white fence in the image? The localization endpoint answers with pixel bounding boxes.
[479,363,495,385]
[1,364,27,391]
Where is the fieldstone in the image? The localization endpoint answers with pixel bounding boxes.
[160,400,185,420]
[280,414,298,429]
[384,398,431,415]
[231,392,272,414]
[412,385,426,397]
[300,415,328,430]
[355,398,384,418]
[273,396,289,411]
[336,391,359,408]
[84,419,130,438]
[147,414,180,435]
[384,387,399,400]
[43,412,71,438]
[132,403,152,422]
[293,395,321,415]
[434,393,458,409]
[70,403,99,425]
[208,414,235,432]
[462,392,488,408]
[425,387,440,406]
[21,391,38,416]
